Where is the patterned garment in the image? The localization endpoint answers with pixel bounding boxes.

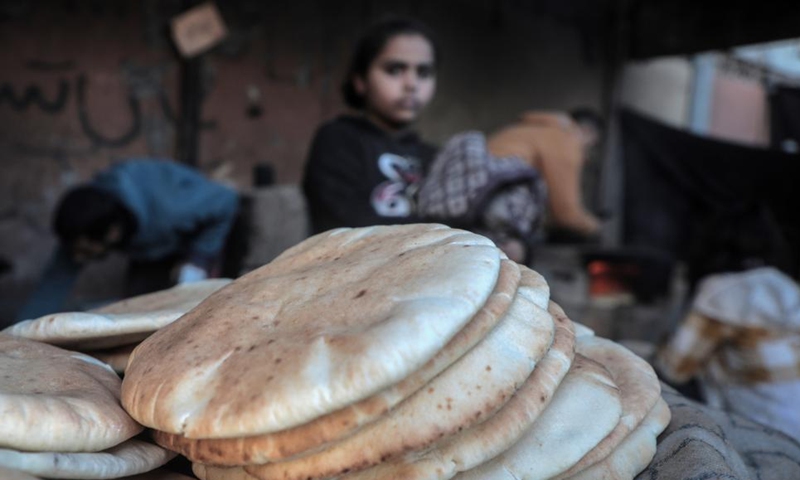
[655,267,800,441]
[416,131,547,244]
[636,384,800,480]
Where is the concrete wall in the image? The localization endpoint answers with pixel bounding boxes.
[619,57,694,128]
[0,0,604,322]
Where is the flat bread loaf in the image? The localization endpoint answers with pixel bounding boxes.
[0,440,175,480]
[123,225,502,438]
[565,399,671,480]
[0,336,142,452]
[454,354,623,480]
[339,299,577,480]
[4,279,231,350]
[554,336,663,479]
[244,267,555,480]
[156,260,522,465]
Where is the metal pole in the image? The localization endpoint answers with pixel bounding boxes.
[177,0,202,167]
[598,0,631,247]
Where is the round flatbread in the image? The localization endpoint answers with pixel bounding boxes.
[565,398,671,480]
[156,260,523,465]
[0,440,175,480]
[123,225,503,438]
[86,344,137,374]
[339,299,577,480]
[0,336,142,452]
[454,354,623,480]
[244,267,555,480]
[4,279,232,350]
[554,336,663,479]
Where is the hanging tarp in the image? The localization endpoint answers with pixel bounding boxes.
[619,109,800,285]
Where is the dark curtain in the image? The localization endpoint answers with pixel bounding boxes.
[769,85,800,153]
[619,109,800,288]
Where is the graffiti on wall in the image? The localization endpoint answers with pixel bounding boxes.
[0,80,70,113]
[0,60,219,154]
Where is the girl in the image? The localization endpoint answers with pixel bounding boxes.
[302,16,439,234]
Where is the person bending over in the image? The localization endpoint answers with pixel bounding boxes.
[16,159,239,320]
[487,108,605,238]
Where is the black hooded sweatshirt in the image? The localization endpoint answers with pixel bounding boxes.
[302,115,437,234]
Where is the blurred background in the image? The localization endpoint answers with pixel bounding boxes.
[2,0,800,341]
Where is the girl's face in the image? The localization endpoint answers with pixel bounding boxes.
[355,34,436,131]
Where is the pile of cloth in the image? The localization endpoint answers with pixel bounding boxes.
[637,383,800,480]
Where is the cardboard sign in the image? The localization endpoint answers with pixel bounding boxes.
[171,2,228,58]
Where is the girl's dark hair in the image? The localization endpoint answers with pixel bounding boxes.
[53,186,131,245]
[341,16,439,110]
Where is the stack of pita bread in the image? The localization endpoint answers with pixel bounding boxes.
[0,335,178,479]
[3,279,231,373]
[119,224,670,480]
